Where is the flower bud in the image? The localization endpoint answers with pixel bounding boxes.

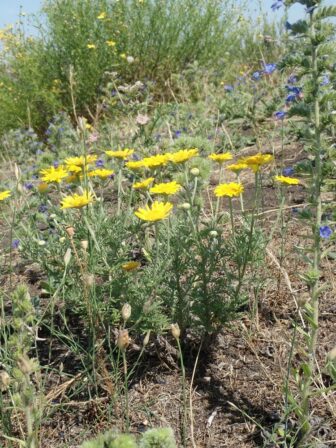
[64,248,72,266]
[180,202,191,211]
[171,323,181,340]
[0,371,10,391]
[327,346,336,361]
[17,355,34,374]
[80,240,89,251]
[117,329,130,351]
[143,331,151,347]
[83,273,95,287]
[66,226,75,238]
[121,303,132,322]
[190,167,200,177]
[209,230,218,238]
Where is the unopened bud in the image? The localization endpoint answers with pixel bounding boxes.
[327,346,336,361]
[80,240,89,251]
[121,303,132,322]
[64,248,71,267]
[83,273,95,287]
[66,226,75,238]
[209,230,218,238]
[117,329,130,351]
[190,167,200,177]
[180,202,191,211]
[143,331,151,347]
[171,323,181,340]
[0,371,10,391]
[17,355,34,374]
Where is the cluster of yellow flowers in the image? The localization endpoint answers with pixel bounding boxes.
[3,147,300,221]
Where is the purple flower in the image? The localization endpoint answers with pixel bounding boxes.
[320,226,332,239]
[286,94,297,103]
[252,71,262,81]
[321,74,330,86]
[174,130,182,139]
[263,63,277,75]
[287,75,298,84]
[24,182,34,190]
[283,167,294,176]
[36,149,44,156]
[275,111,287,120]
[12,239,20,249]
[95,159,105,168]
[53,160,60,168]
[285,21,292,31]
[286,85,302,95]
[224,84,234,92]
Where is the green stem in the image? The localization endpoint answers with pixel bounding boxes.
[177,339,187,448]
[299,12,322,440]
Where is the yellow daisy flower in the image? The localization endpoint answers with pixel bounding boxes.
[150,181,181,196]
[87,43,96,49]
[214,182,244,198]
[226,162,248,173]
[274,175,300,185]
[88,168,114,179]
[65,155,97,167]
[134,201,173,222]
[133,177,154,190]
[239,153,274,172]
[142,154,169,169]
[167,148,199,164]
[105,148,134,160]
[122,261,141,271]
[60,191,94,209]
[126,160,146,170]
[40,165,68,184]
[0,190,11,201]
[106,40,116,47]
[208,152,233,163]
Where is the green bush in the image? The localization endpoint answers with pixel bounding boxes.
[0,0,281,135]
[80,428,176,448]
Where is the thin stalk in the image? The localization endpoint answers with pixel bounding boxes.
[299,12,322,440]
[176,339,187,448]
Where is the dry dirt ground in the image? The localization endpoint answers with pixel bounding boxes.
[1,142,335,448]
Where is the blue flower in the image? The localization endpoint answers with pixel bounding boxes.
[224,84,234,92]
[275,111,287,120]
[174,130,182,138]
[286,94,297,103]
[36,149,44,156]
[95,159,105,167]
[320,226,332,239]
[263,63,277,75]
[320,74,330,86]
[252,71,262,81]
[24,182,34,190]
[283,167,294,176]
[12,239,20,249]
[286,85,302,95]
[53,160,60,168]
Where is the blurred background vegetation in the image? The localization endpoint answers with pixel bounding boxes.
[0,0,282,135]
